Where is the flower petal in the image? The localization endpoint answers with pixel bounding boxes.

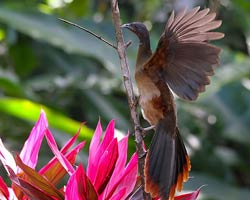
[19,110,48,170]
[0,176,9,199]
[65,164,98,200]
[88,120,117,184]
[14,155,64,199]
[109,188,126,200]
[87,120,103,181]
[0,139,17,174]
[119,153,138,195]
[105,153,138,200]
[96,120,115,161]
[101,135,129,198]
[7,188,17,200]
[174,186,202,200]
[39,141,85,185]
[60,125,83,154]
[101,120,115,149]
[94,138,118,195]
[8,166,58,200]
[108,135,128,185]
[45,128,75,175]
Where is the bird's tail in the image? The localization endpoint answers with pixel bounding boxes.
[144,118,191,200]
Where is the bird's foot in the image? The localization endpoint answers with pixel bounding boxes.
[136,125,155,138]
[143,125,155,132]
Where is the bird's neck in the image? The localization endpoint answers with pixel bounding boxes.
[135,37,152,71]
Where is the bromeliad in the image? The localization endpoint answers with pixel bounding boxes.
[0,110,84,200]
[0,111,202,200]
[0,111,138,200]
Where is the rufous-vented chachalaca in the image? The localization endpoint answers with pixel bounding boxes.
[122,7,224,200]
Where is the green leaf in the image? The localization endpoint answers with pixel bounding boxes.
[0,70,25,97]
[84,90,130,130]
[0,6,121,76]
[15,155,64,200]
[0,97,93,140]
[9,40,37,77]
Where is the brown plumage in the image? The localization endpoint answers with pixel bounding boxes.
[122,7,224,200]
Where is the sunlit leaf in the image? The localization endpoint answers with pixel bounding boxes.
[15,155,64,199]
[0,97,93,140]
[0,6,120,76]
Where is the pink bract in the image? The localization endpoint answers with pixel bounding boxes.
[0,110,84,199]
[66,119,138,200]
[0,110,201,200]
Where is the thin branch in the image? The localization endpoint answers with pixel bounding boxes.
[58,18,117,50]
[110,1,151,199]
[124,40,132,49]
[59,5,150,199]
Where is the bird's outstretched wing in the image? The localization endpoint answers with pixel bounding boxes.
[143,7,224,100]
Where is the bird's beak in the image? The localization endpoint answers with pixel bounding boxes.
[121,23,130,28]
[121,23,134,32]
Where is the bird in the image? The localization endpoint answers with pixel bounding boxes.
[122,6,224,200]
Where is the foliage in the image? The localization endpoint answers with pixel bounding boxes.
[0,0,249,199]
[0,111,199,200]
[0,111,139,200]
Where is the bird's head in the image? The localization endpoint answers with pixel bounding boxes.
[122,22,150,44]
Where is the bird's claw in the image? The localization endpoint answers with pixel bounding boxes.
[143,125,155,132]
[136,125,155,138]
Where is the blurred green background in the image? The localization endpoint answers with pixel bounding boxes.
[0,0,249,199]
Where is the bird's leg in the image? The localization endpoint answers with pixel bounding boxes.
[143,125,155,132]
[141,125,155,138]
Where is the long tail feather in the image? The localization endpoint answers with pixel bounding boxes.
[144,118,191,200]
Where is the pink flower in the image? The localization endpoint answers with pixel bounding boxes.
[0,111,138,200]
[0,110,200,200]
[65,120,138,200]
[173,187,201,200]
[129,184,201,200]
[0,111,47,176]
[65,163,98,200]
[0,110,84,199]
[152,188,201,200]
[0,176,9,199]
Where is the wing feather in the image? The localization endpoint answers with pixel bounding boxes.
[166,10,175,29]
[172,6,200,31]
[169,8,187,30]
[143,7,224,100]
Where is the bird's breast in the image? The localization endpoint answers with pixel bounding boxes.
[135,72,164,125]
[135,72,160,103]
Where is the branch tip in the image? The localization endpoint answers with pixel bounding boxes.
[125,40,132,49]
[58,17,117,50]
